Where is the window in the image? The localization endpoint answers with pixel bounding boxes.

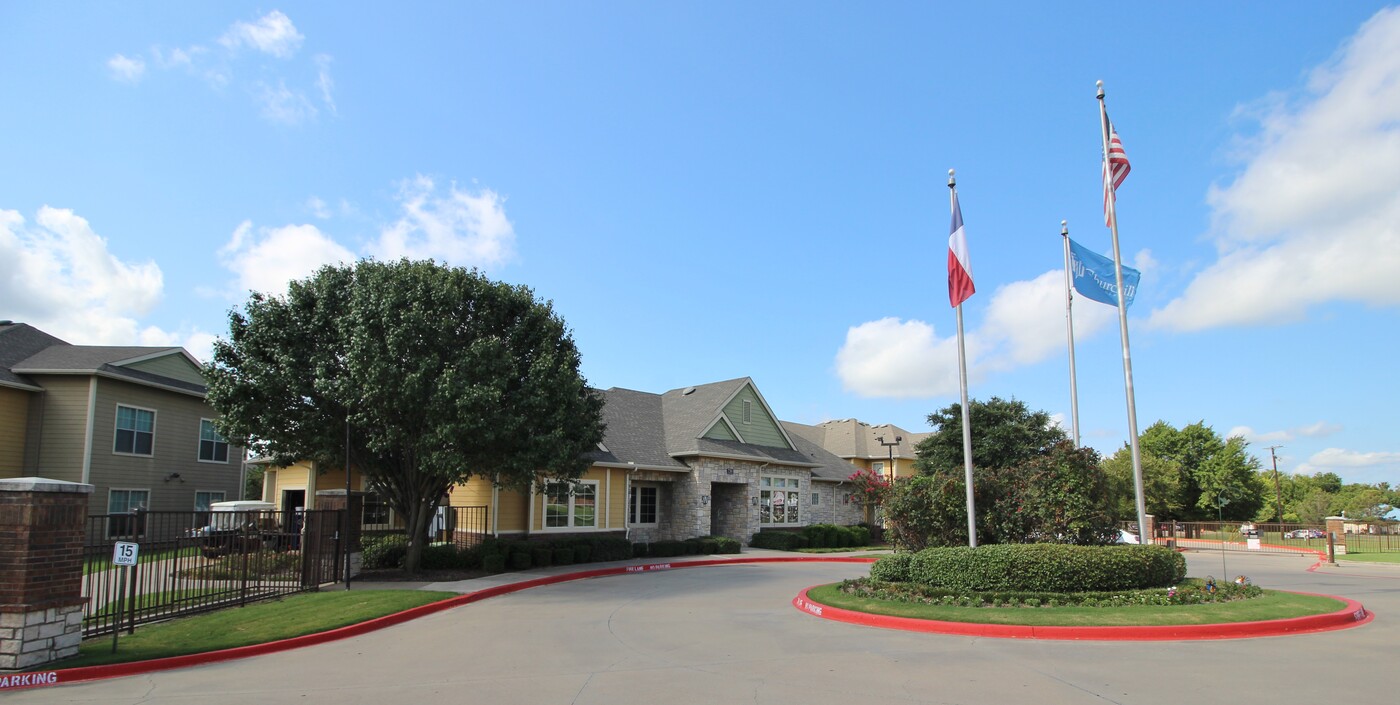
[759,476,800,525]
[544,481,597,529]
[198,419,229,463]
[811,493,819,506]
[628,485,657,525]
[363,492,391,527]
[108,489,150,537]
[871,461,885,473]
[114,405,155,456]
[742,400,752,424]
[194,491,225,511]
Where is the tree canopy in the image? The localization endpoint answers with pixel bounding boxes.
[913,397,1066,476]
[207,259,605,572]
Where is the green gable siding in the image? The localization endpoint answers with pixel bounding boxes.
[702,418,738,441]
[722,384,790,449]
[125,353,207,387]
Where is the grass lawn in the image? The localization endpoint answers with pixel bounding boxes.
[1336,552,1400,564]
[56,590,457,670]
[806,583,1344,627]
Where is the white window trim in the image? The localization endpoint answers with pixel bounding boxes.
[194,490,226,511]
[113,404,157,457]
[758,475,802,526]
[542,480,601,531]
[628,485,659,527]
[197,418,230,464]
[871,461,885,472]
[107,487,151,538]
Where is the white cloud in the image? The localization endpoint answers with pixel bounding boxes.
[836,267,1119,398]
[1150,7,1400,331]
[1296,448,1400,477]
[106,54,146,83]
[314,54,336,115]
[369,176,518,269]
[0,207,212,352]
[835,318,967,398]
[219,10,304,58]
[219,221,354,295]
[255,81,317,125]
[1228,421,1343,446]
[306,196,331,219]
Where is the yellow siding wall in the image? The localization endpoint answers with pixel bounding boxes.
[529,467,624,532]
[0,387,31,476]
[269,461,313,510]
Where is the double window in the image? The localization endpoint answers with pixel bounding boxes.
[194,491,225,511]
[628,485,657,525]
[544,481,597,529]
[198,419,229,463]
[759,476,800,525]
[114,405,155,456]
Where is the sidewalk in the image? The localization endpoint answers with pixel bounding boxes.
[349,547,888,593]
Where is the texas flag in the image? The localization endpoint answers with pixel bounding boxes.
[948,190,975,308]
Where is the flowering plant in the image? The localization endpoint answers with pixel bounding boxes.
[847,467,892,506]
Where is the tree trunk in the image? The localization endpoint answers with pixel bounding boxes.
[403,499,433,573]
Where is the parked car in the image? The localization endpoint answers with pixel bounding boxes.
[1239,523,1259,538]
[1286,528,1326,540]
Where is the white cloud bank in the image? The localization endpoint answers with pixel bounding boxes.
[106,54,145,83]
[0,207,214,360]
[219,10,304,58]
[836,269,1118,398]
[1228,421,1343,446]
[1150,7,1400,331]
[219,222,355,296]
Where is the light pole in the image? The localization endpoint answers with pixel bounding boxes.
[876,435,902,482]
[1267,445,1284,524]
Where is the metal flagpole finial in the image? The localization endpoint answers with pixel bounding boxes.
[1096,80,1105,100]
[1061,219,1069,237]
[947,168,956,188]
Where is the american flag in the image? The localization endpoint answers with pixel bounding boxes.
[1102,118,1130,227]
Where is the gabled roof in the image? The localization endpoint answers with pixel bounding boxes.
[0,322,63,391]
[814,418,929,460]
[0,322,207,397]
[781,421,863,483]
[583,377,817,471]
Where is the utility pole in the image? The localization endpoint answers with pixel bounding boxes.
[1267,445,1284,523]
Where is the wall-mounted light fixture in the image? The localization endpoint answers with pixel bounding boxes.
[751,496,759,506]
[701,495,711,506]
[164,472,183,483]
[725,468,735,475]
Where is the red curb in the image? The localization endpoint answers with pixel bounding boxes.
[6,555,877,691]
[793,587,1372,641]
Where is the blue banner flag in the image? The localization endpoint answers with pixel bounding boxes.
[1068,238,1140,308]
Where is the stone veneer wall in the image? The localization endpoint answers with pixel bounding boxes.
[674,458,810,545]
[809,482,864,526]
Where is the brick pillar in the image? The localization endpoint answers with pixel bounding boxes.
[0,477,94,671]
[315,490,365,579]
[1143,514,1156,545]
[1325,516,1347,555]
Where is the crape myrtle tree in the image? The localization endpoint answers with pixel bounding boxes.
[206,259,605,573]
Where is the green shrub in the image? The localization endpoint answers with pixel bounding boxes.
[362,534,409,570]
[594,538,633,562]
[712,536,741,554]
[509,551,533,571]
[749,531,809,550]
[530,546,553,568]
[848,525,871,547]
[908,544,1185,592]
[553,547,575,565]
[573,544,593,563]
[869,552,914,582]
[420,544,464,570]
[482,554,506,573]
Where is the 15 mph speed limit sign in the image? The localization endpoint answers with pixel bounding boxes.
[113,541,139,566]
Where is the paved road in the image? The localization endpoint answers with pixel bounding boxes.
[16,551,1397,704]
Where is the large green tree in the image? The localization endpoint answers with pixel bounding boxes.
[914,397,1066,477]
[1102,446,1183,520]
[1135,421,1264,520]
[207,260,605,572]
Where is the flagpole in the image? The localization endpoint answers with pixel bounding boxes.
[1060,220,1080,448]
[949,169,977,548]
[1098,80,1149,540]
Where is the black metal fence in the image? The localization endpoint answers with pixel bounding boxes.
[83,509,343,638]
[1133,521,1340,556]
[435,505,490,549]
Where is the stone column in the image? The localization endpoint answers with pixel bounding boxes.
[1143,514,1156,545]
[0,477,94,671]
[1325,516,1347,555]
[314,490,365,579]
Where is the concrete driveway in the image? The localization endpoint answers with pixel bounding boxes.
[13,551,1396,704]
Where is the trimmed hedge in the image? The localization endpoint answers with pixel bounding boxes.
[361,534,409,570]
[755,524,872,551]
[749,531,809,550]
[869,552,914,582]
[907,544,1186,592]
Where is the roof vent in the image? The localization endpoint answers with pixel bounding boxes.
[682,387,696,395]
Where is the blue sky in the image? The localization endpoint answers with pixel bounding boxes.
[3,3,1398,486]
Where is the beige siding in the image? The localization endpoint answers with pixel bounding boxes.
[86,377,241,515]
[0,387,32,476]
[23,376,91,485]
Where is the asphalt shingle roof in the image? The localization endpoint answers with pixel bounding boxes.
[0,322,205,395]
